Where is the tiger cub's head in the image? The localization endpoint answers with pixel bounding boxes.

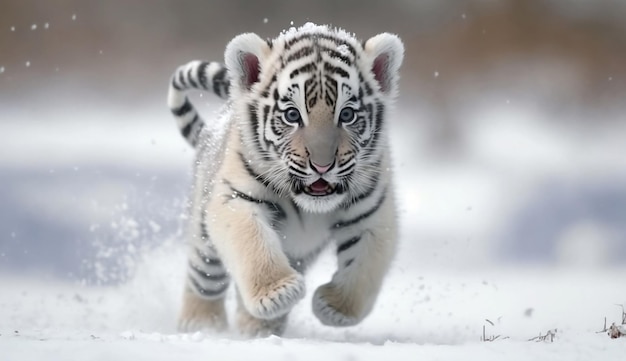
[225,24,403,213]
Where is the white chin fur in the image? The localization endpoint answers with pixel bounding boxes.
[292,193,345,213]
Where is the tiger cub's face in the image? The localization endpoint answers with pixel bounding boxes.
[226,24,403,213]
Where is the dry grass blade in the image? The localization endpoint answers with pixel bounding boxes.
[528,329,557,343]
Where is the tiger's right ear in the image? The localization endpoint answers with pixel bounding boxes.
[224,33,270,94]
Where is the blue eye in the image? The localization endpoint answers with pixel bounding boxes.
[339,107,356,123]
[284,107,302,124]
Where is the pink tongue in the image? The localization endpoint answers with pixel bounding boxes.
[310,179,328,192]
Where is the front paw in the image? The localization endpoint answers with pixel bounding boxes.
[312,283,363,327]
[245,273,305,320]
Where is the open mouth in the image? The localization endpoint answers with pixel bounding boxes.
[304,178,336,196]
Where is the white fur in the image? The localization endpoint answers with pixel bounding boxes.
[175,24,403,336]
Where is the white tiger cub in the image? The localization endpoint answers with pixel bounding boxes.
[167,23,403,336]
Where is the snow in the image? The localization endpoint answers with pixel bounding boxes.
[337,44,351,57]
[279,23,357,47]
[1,249,626,359]
[1,82,625,359]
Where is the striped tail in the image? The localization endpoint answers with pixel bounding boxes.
[167,61,230,147]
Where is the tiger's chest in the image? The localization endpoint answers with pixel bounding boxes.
[272,205,334,259]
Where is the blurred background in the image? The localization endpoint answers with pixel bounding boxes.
[1,0,625,285]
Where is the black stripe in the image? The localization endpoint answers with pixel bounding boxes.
[362,76,373,96]
[324,92,334,108]
[189,262,228,281]
[323,76,338,108]
[212,67,228,98]
[292,158,306,169]
[171,77,182,91]
[225,181,286,221]
[268,112,285,153]
[226,185,264,204]
[337,161,355,176]
[372,102,385,147]
[325,76,338,98]
[344,258,354,267]
[262,105,271,125]
[290,178,305,195]
[197,61,209,90]
[248,103,270,161]
[304,77,319,111]
[288,165,308,177]
[289,62,316,79]
[172,98,193,116]
[335,182,347,195]
[238,152,271,187]
[260,76,277,100]
[318,45,352,65]
[323,62,349,78]
[196,248,222,267]
[187,67,199,88]
[337,236,361,253]
[363,102,385,158]
[286,46,314,63]
[285,33,312,49]
[261,105,273,150]
[284,32,357,58]
[343,182,377,208]
[332,188,387,229]
[178,70,187,88]
[200,221,209,241]
[263,104,276,152]
[181,114,198,139]
[189,276,229,297]
[341,160,381,208]
[316,34,358,57]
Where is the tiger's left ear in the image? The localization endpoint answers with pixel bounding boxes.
[364,33,404,96]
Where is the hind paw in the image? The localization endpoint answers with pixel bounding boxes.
[178,290,228,332]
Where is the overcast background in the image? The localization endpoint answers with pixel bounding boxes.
[1,0,625,286]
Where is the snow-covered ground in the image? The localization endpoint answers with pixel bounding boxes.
[1,97,626,359]
[2,249,626,360]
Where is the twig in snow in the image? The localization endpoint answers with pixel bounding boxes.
[528,329,557,342]
[481,319,508,342]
